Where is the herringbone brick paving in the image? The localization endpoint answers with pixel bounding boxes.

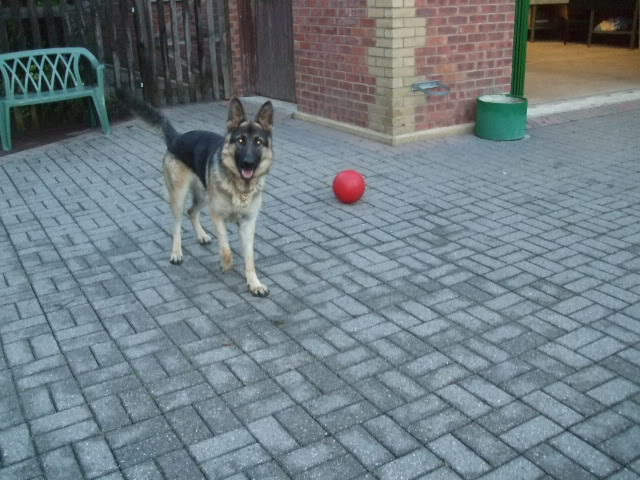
[0,101,639,479]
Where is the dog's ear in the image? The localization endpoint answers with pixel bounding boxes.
[255,101,273,133]
[227,97,246,130]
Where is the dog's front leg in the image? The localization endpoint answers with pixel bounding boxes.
[239,216,269,297]
[209,210,233,272]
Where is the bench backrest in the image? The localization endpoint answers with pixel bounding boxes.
[0,47,101,100]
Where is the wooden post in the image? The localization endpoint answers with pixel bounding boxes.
[0,17,9,52]
[133,0,152,102]
[184,0,196,102]
[90,0,104,61]
[73,0,88,45]
[43,0,58,46]
[8,0,27,51]
[118,0,137,94]
[205,0,220,99]
[144,0,159,104]
[193,0,207,100]
[107,0,121,89]
[59,0,72,46]
[156,0,173,104]
[26,0,42,48]
[169,0,184,103]
[214,0,230,98]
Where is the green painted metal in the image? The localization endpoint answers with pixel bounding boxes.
[0,47,111,151]
[511,0,531,97]
[475,95,528,141]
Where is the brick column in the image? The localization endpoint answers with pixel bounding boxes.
[367,0,427,136]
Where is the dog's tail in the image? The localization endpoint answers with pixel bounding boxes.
[115,89,179,147]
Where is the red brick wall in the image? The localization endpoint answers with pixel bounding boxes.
[292,0,377,127]
[414,0,515,130]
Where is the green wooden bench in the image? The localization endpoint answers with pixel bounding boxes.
[0,47,111,151]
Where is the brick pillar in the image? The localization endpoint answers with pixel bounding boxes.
[367,0,427,137]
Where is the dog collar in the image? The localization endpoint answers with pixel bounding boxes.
[238,182,263,208]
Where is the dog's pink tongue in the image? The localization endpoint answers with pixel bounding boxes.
[241,168,254,180]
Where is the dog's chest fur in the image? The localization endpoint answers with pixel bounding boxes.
[207,160,264,222]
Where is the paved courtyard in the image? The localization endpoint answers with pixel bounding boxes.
[1,100,640,480]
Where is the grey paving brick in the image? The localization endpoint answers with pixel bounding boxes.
[478,401,538,436]
[157,448,206,480]
[361,415,418,458]
[74,436,119,479]
[30,405,92,435]
[41,446,83,480]
[431,435,490,478]
[460,376,514,408]
[248,415,298,456]
[353,377,403,412]
[544,382,604,417]
[20,387,55,421]
[123,461,164,480]
[453,423,516,468]
[550,432,619,477]
[247,461,290,480]
[500,415,563,452]
[119,388,160,423]
[34,419,100,453]
[0,423,35,465]
[190,427,254,463]
[375,448,442,480]
[411,408,470,444]
[49,379,84,411]
[588,378,639,406]
[477,457,543,480]
[270,406,324,447]
[525,444,596,480]
[522,391,583,428]
[602,426,640,465]
[0,457,42,480]
[194,395,242,435]
[295,454,365,480]
[438,384,491,419]
[165,405,212,445]
[336,425,393,470]
[280,438,345,475]
[564,365,616,392]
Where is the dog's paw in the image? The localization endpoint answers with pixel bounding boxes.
[220,248,233,272]
[169,253,183,265]
[249,282,269,297]
[198,234,212,245]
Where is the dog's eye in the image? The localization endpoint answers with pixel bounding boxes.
[237,137,246,145]
[255,138,262,146]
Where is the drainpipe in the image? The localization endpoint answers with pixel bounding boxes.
[511,0,531,97]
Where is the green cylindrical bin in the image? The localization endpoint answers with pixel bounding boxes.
[474,94,528,141]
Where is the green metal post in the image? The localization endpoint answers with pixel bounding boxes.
[511,0,531,97]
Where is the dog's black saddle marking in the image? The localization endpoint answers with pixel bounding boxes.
[168,131,224,188]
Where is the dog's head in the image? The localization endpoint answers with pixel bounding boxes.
[224,98,273,182]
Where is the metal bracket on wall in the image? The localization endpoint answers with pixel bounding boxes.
[411,81,450,96]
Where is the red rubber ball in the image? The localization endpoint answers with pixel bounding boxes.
[333,170,366,204]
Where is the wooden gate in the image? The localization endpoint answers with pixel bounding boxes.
[0,0,231,105]
[255,0,295,102]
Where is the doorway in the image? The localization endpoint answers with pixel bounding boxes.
[239,0,296,103]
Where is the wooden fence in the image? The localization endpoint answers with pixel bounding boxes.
[0,0,231,105]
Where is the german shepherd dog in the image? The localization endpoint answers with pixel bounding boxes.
[120,93,274,296]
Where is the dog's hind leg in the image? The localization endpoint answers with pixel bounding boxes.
[209,209,233,272]
[164,156,190,265]
[239,216,269,297]
[188,188,212,245]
